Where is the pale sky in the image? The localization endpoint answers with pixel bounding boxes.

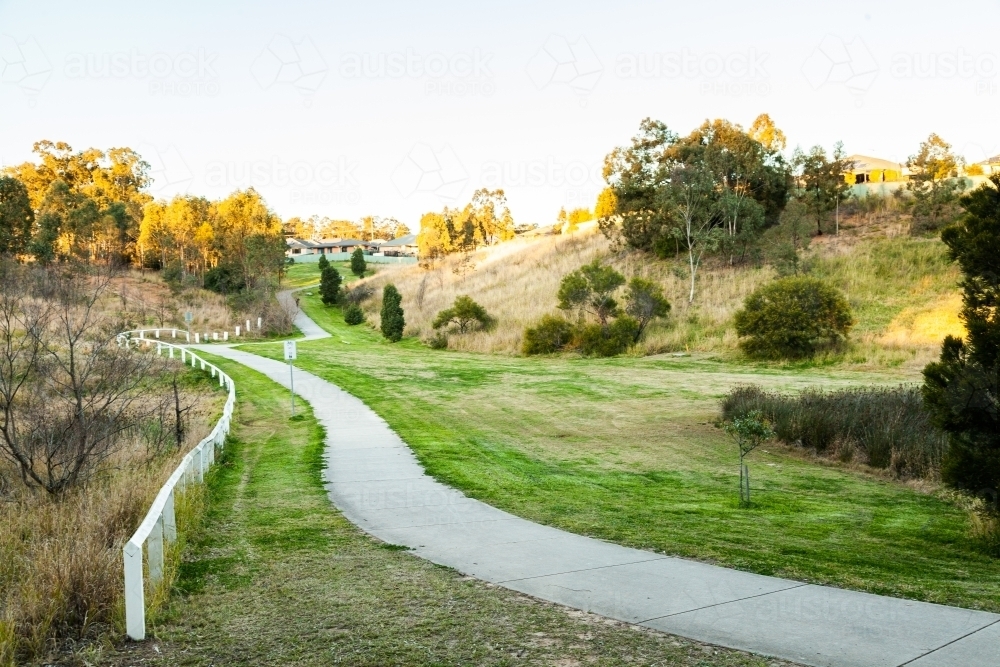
[1,0,998,228]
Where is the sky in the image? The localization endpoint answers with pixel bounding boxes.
[1,0,998,228]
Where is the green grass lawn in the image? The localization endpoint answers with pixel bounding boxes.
[282,260,374,290]
[109,356,787,666]
[239,291,1000,613]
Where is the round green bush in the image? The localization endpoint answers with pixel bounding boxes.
[574,316,640,357]
[343,304,365,325]
[522,315,573,355]
[428,332,448,349]
[734,276,853,359]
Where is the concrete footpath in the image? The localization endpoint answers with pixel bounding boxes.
[197,308,1000,667]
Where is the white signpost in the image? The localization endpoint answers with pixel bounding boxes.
[284,340,297,415]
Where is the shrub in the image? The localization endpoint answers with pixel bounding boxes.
[342,283,374,305]
[428,331,448,349]
[203,265,240,294]
[522,315,573,355]
[343,303,365,325]
[734,276,853,358]
[317,254,329,271]
[380,284,405,342]
[350,247,367,277]
[574,316,640,357]
[319,266,342,305]
[721,384,948,479]
[432,295,494,333]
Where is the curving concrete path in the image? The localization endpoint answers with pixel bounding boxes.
[197,306,1000,667]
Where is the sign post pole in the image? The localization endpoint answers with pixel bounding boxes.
[284,340,297,416]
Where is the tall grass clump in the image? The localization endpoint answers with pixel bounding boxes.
[721,384,948,479]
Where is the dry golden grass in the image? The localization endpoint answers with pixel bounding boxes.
[0,383,221,666]
[356,221,961,364]
[360,231,611,353]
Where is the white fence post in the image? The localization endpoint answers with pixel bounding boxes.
[223,331,228,341]
[194,333,200,344]
[246,319,251,331]
[257,317,262,329]
[172,329,177,339]
[163,490,177,542]
[180,349,186,363]
[169,346,174,359]
[186,331,190,342]
[235,326,241,337]
[148,516,164,584]
[123,541,145,640]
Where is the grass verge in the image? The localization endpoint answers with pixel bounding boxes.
[103,355,792,666]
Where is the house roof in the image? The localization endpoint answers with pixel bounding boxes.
[286,238,318,248]
[980,155,1000,165]
[846,154,904,173]
[380,234,417,247]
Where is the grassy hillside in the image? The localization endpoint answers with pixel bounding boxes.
[353,227,962,370]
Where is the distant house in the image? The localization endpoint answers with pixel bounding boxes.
[285,238,374,259]
[845,155,906,184]
[379,233,418,257]
[977,155,1000,175]
[285,238,320,257]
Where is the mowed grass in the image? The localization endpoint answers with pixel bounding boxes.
[109,356,791,666]
[282,260,378,290]
[243,293,1000,613]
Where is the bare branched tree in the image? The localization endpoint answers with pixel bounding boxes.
[0,261,170,495]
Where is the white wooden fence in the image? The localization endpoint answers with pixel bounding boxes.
[119,320,262,345]
[114,330,237,641]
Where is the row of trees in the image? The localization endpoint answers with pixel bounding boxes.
[417,188,515,262]
[599,117,976,302]
[0,141,290,301]
[0,141,152,263]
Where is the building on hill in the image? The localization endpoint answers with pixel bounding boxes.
[845,155,907,184]
[977,155,1000,175]
[378,233,418,257]
[285,238,376,259]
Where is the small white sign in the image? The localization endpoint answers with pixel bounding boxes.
[284,340,297,361]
